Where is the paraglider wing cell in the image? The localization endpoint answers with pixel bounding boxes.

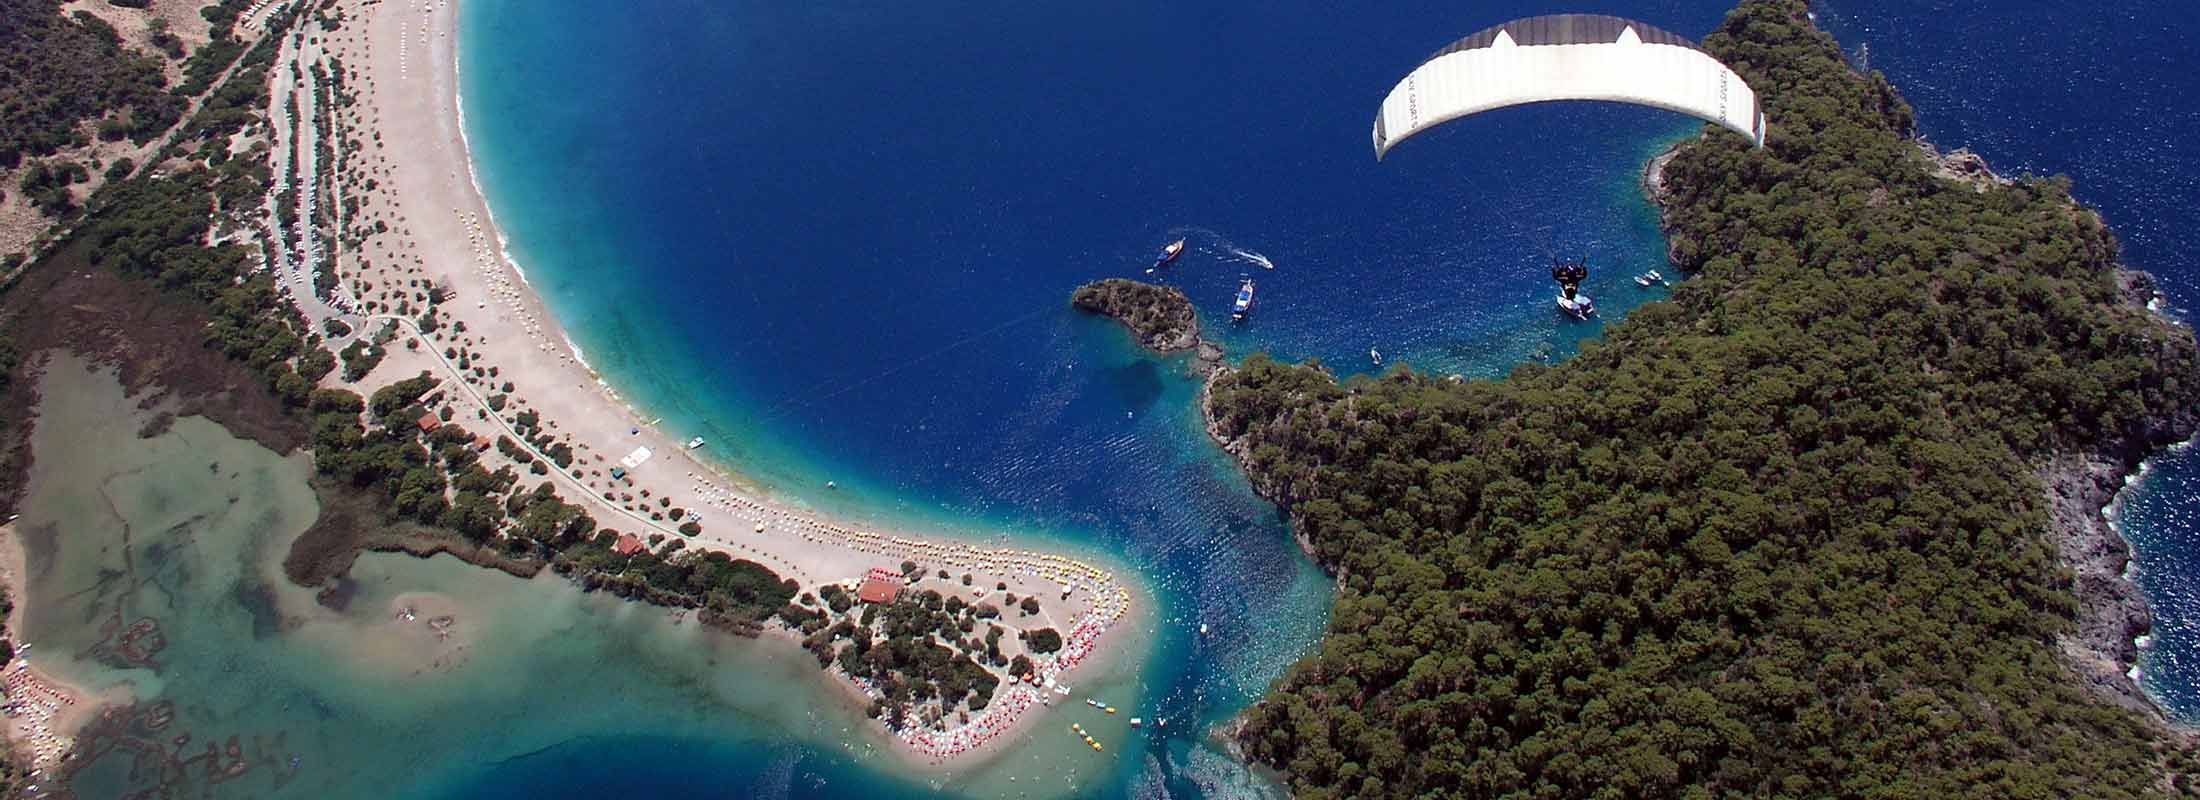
[1372,14,1766,159]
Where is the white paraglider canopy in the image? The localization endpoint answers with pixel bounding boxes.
[1372,14,1765,159]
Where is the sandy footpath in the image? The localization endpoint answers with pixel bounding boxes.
[305,0,1144,768]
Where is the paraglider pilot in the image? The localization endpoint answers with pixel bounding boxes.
[1551,257,1589,300]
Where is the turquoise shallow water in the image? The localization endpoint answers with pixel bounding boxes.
[26,1,2200,798]
[15,357,920,798]
[450,0,1706,795]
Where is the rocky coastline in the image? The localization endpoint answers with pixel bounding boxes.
[1197,362,1325,567]
[1070,278,1224,368]
[1648,138,2200,724]
[2036,265,2200,721]
[1065,278,1313,566]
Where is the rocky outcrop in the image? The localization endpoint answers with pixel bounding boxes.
[2045,454,2161,717]
[1642,147,1692,271]
[1072,278,1225,374]
[2042,264,2200,720]
[1921,141,2013,192]
[1072,279,1202,352]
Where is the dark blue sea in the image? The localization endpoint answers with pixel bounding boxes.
[437,1,2200,796]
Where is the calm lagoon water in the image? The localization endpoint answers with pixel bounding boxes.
[24,1,2200,798]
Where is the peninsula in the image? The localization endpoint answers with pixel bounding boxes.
[0,0,1139,779]
[1206,1,2200,797]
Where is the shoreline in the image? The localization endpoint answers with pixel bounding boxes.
[1645,138,2200,729]
[301,0,1150,770]
[0,521,127,778]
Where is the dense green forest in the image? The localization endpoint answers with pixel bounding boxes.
[0,0,180,168]
[797,586,1007,728]
[1211,1,2200,797]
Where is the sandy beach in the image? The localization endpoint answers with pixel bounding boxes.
[293,0,1144,768]
[0,520,129,778]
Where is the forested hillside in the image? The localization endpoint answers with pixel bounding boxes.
[1210,1,2200,797]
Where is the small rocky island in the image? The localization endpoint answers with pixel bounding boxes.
[1071,278,1224,368]
[1071,279,1200,351]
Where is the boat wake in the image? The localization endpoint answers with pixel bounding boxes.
[1225,246,1275,271]
[1175,227,1277,271]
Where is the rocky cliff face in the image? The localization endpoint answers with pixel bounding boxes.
[2038,263,2199,720]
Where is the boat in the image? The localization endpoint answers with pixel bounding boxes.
[1370,348,1383,366]
[1231,279,1255,321]
[1198,623,1208,637]
[1551,256,1593,320]
[686,437,706,450]
[1634,269,1666,287]
[1148,239,1186,273]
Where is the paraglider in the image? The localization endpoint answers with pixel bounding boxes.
[1371,14,1766,160]
[1551,256,1593,319]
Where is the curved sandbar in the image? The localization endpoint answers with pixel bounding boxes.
[285,0,1144,767]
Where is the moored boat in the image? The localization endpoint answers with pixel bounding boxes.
[1147,239,1186,273]
[1231,279,1255,321]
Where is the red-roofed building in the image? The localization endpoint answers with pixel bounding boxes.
[857,576,902,605]
[415,412,440,433]
[612,533,645,556]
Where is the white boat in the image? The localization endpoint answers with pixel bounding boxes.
[1557,293,1595,320]
[1369,349,1382,366]
[1198,623,1209,636]
[686,437,706,450]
